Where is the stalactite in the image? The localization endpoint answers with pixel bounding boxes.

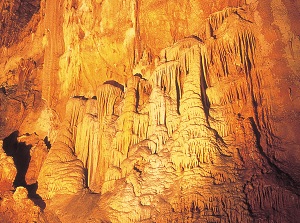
[165,97,180,137]
[151,61,181,101]
[137,78,152,109]
[133,113,149,139]
[149,87,166,126]
[74,103,100,191]
[160,37,201,62]
[96,83,123,125]
[33,5,300,222]
[206,7,238,38]
[89,82,124,191]
[165,38,239,171]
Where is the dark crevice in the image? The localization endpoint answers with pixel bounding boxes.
[27,182,46,210]
[249,117,300,194]
[133,166,142,175]
[13,142,32,187]
[134,73,142,79]
[43,136,51,150]
[3,131,46,209]
[175,73,181,114]
[3,131,19,156]
[188,35,202,42]
[3,131,31,187]
[103,80,124,92]
[84,168,88,189]
[199,56,210,122]
[73,95,88,100]
[135,84,140,112]
[234,11,253,24]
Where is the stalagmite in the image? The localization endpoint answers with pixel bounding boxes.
[37,98,87,199]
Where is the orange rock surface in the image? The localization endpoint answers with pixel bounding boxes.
[0,0,300,222]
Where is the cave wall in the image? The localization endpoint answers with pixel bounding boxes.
[0,0,300,222]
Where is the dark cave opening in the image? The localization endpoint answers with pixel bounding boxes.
[3,131,31,187]
[2,131,46,209]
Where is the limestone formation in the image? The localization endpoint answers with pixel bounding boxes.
[0,141,16,191]
[0,187,43,223]
[17,133,48,186]
[0,0,300,223]
[37,98,87,198]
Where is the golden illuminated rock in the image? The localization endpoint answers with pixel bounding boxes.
[0,187,43,223]
[0,141,16,191]
[0,0,300,222]
[17,133,49,186]
[37,98,87,199]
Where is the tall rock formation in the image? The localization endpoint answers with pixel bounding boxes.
[0,0,300,222]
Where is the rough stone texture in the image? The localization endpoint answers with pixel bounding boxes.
[17,133,48,186]
[0,0,41,47]
[0,0,300,222]
[0,0,55,140]
[0,187,44,223]
[0,141,17,191]
[1,132,48,189]
[37,98,87,199]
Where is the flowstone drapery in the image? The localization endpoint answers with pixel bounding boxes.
[36,6,300,222]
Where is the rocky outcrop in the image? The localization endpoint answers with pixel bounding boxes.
[0,141,16,191]
[0,0,52,140]
[0,58,42,139]
[17,133,48,186]
[1,132,48,189]
[0,187,43,223]
[0,0,41,47]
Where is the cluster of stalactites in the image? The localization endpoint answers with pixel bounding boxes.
[205,7,239,39]
[168,192,252,223]
[73,84,124,191]
[68,77,151,192]
[38,6,260,198]
[158,34,251,170]
[52,98,87,161]
[204,25,256,88]
[74,99,100,191]
[114,76,149,164]
[160,37,202,62]
[178,45,207,121]
[151,61,181,102]
[97,83,124,125]
[101,6,255,183]
[201,14,258,143]
[38,83,124,197]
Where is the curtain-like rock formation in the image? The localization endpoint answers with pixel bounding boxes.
[35,5,300,222]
